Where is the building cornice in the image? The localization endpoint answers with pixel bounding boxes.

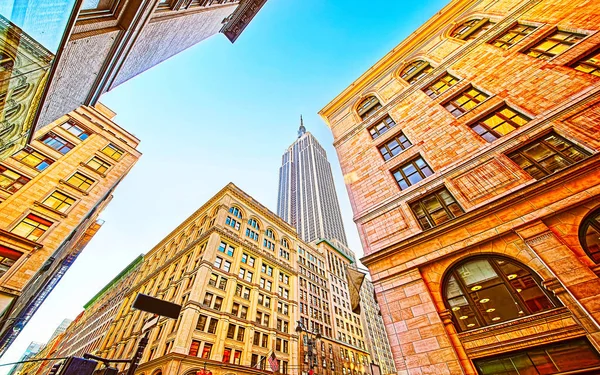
[220,0,268,43]
[318,0,481,122]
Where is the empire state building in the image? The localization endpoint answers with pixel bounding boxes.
[277,117,348,246]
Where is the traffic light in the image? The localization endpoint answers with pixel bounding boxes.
[58,357,98,375]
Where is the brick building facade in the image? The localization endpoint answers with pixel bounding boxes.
[0,102,141,354]
[320,0,600,373]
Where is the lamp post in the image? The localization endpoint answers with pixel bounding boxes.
[295,320,321,375]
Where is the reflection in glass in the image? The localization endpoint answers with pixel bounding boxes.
[444,256,558,332]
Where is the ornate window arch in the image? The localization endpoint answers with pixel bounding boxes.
[443,255,560,332]
[248,218,260,230]
[281,238,289,249]
[356,96,382,120]
[399,60,433,84]
[580,207,600,263]
[228,206,243,219]
[450,18,494,41]
[265,228,276,240]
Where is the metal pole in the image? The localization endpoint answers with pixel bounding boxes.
[126,330,149,375]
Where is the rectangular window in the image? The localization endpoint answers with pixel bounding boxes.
[208,273,218,287]
[226,324,236,339]
[368,116,397,139]
[196,315,208,331]
[218,241,235,256]
[443,86,489,117]
[222,348,232,363]
[218,277,227,290]
[470,105,529,142]
[525,30,586,60]
[12,146,53,171]
[379,132,412,161]
[0,165,30,193]
[214,257,223,269]
[572,48,600,76]
[207,318,217,334]
[42,191,75,213]
[474,339,600,375]
[61,122,90,140]
[86,157,111,174]
[223,260,231,272]
[11,214,52,241]
[392,157,434,190]
[203,293,213,307]
[201,343,212,359]
[424,73,459,98]
[101,144,124,161]
[253,332,261,345]
[40,132,74,154]
[189,340,201,356]
[410,188,464,230]
[491,23,537,49]
[507,132,589,180]
[213,296,223,310]
[0,246,23,277]
[236,326,245,341]
[66,172,95,191]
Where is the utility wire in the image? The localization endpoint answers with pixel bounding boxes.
[0,356,69,367]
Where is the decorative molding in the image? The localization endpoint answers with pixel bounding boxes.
[525,231,555,246]
[220,0,267,43]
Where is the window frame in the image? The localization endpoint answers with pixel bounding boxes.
[40,190,76,214]
[378,132,412,161]
[10,213,53,242]
[101,143,125,161]
[489,22,538,50]
[12,146,54,171]
[580,208,600,264]
[368,115,397,139]
[65,171,96,192]
[356,96,382,120]
[442,255,561,332]
[423,73,460,98]
[60,121,90,141]
[0,164,31,193]
[400,60,434,84]
[468,104,530,142]
[442,85,490,117]
[39,132,75,155]
[506,131,590,180]
[523,28,587,61]
[450,18,492,41]
[85,156,112,175]
[571,47,600,76]
[391,156,434,190]
[409,187,464,230]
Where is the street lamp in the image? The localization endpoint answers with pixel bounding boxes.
[295,320,321,375]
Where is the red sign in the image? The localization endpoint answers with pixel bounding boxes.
[197,370,212,375]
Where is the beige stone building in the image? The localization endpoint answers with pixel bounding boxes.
[0,102,141,354]
[93,183,299,375]
[297,239,372,375]
[320,0,600,374]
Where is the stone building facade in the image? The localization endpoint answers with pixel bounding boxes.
[359,279,396,375]
[94,183,299,375]
[55,255,144,358]
[319,0,600,373]
[33,0,269,138]
[297,240,372,375]
[0,102,141,354]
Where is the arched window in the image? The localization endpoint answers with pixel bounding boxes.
[400,60,433,84]
[281,238,289,249]
[580,208,600,263]
[228,206,242,219]
[444,255,559,332]
[246,218,260,241]
[451,18,494,41]
[356,96,382,120]
[265,228,275,240]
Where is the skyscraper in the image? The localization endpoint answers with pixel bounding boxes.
[277,117,348,246]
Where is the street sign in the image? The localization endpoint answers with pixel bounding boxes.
[132,294,181,319]
[142,315,158,333]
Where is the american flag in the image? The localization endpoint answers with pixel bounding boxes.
[268,351,279,372]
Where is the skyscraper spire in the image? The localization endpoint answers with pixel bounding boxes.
[298,114,306,138]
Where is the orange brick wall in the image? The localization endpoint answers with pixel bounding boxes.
[320,0,600,374]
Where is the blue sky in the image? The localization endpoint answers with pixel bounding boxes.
[0,0,449,370]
